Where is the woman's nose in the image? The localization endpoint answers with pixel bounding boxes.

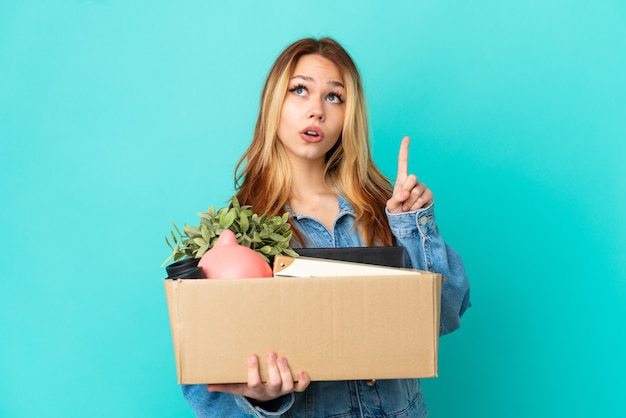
[308,99,324,121]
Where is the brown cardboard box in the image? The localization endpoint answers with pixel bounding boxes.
[164,257,442,384]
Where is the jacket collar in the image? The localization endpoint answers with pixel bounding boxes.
[286,195,355,219]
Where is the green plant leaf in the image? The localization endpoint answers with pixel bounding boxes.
[220,209,236,229]
[200,224,213,241]
[192,237,206,246]
[240,232,252,247]
[269,233,288,242]
[169,230,179,245]
[184,225,201,237]
[196,242,210,257]
[239,212,249,231]
[172,222,184,238]
[259,245,272,254]
[231,195,240,211]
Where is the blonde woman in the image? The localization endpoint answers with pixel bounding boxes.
[183,37,470,417]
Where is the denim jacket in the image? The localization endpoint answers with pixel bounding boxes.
[182,196,471,417]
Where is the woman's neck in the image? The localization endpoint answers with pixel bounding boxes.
[288,157,330,197]
[288,158,339,229]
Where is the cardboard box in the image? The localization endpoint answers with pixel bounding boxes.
[164,257,442,384]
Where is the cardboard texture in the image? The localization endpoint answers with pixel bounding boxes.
[164,257,442,384]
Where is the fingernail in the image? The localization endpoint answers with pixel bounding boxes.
[278,357,286,366]
[267,352,277,361]
[249,355,257,364]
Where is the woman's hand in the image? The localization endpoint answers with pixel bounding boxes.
[386,136,433,213]
[206,352,310,402]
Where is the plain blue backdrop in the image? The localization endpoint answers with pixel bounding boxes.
[1,1,625,417]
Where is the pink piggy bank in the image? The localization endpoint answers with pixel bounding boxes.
[198,229,273,279]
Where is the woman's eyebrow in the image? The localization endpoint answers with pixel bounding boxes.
[291,75,345,88]
[291,75,313,82]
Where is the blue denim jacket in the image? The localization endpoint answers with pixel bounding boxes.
[182,196,470,417]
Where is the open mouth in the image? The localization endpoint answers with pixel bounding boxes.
[301,127,324,142]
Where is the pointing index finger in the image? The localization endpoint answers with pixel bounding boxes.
[396,136,410,180]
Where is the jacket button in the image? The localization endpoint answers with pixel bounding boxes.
[365,379,376,386]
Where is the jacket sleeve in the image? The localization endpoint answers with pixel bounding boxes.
[181,384,295,417]
[386,203,471,335]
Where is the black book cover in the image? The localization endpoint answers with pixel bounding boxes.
[292,246,405,268]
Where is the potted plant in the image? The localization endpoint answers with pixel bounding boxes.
[162,196,299,275]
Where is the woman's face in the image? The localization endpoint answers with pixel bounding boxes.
[277,54,346,165]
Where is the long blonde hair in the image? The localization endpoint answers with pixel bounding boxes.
[235,37,394,246]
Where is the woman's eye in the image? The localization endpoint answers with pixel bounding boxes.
[327,93,344,104]
[289,85,307,96]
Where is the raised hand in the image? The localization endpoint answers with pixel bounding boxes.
[386,136,433,213]
[206,352,310,402]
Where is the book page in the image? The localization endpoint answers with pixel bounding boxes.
[274,257,419,278]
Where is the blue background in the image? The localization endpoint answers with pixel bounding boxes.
[1,1,625,416]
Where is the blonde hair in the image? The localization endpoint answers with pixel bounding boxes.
[235,37,393,246]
